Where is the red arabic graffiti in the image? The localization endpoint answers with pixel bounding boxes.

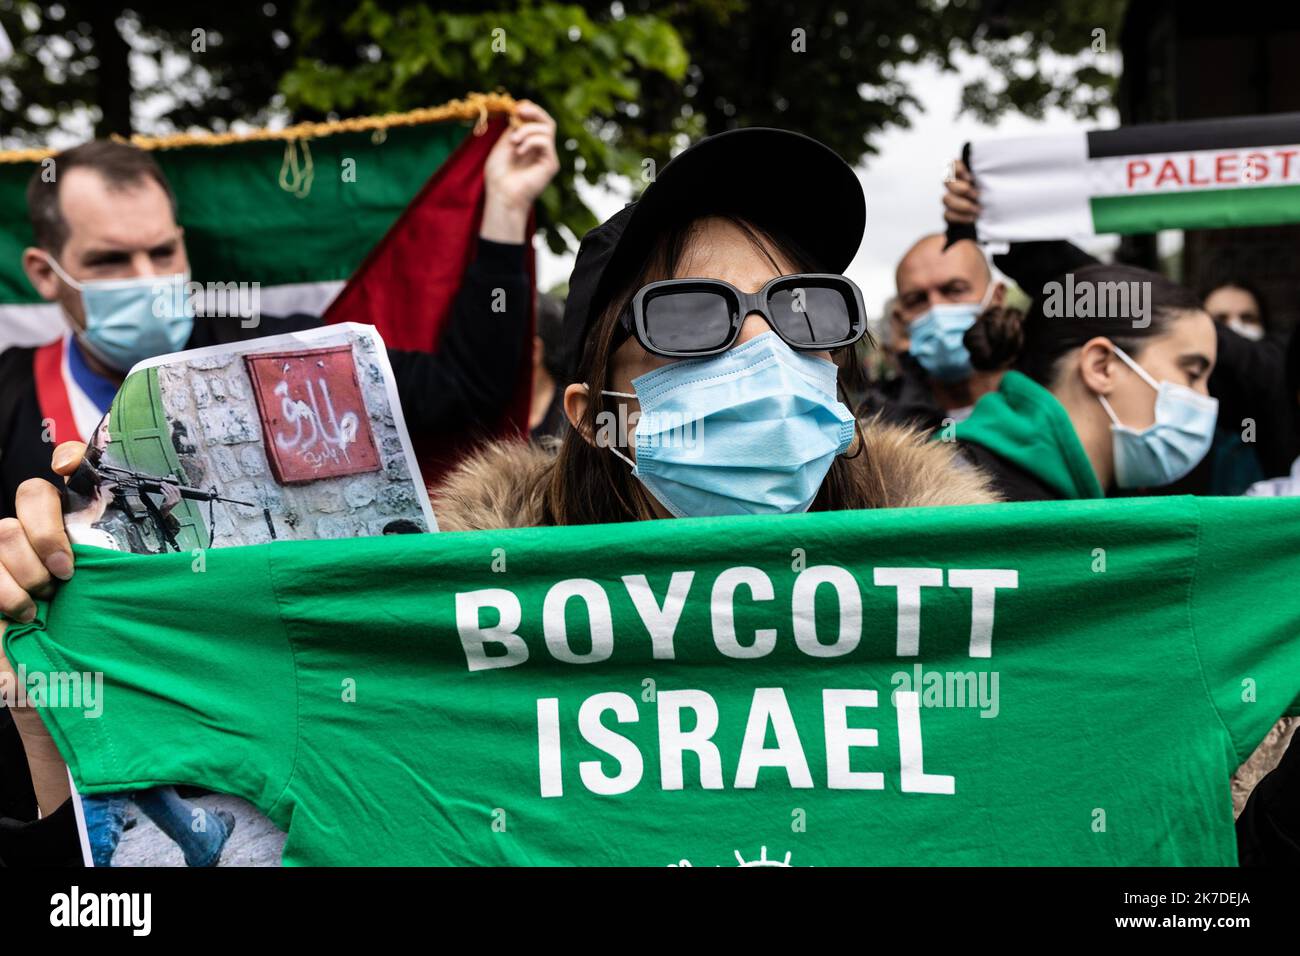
[245,344,381,483]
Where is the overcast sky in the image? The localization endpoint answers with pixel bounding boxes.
[536,53,1124,316]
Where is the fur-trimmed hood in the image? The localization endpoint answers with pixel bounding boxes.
[432,419,999,532]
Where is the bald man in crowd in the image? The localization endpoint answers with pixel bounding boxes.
[862,234,1004,432]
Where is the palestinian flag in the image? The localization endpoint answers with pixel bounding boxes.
[959,112,1300,242]
[0,92,533,479]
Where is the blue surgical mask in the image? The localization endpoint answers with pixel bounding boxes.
[1097,345,1219,489]
[907,283,996,382]
[601,332,855,518]
[44,254,193,372]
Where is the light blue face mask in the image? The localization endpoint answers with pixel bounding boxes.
[907,283,995,382]
[601,333,856,518]
[44,254,193,372]
[1097,345,1219,489]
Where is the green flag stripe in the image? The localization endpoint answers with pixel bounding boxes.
[1090,183,1300,234]
[0,121,470,306]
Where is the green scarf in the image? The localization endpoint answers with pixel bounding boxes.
[956,370,1105,499]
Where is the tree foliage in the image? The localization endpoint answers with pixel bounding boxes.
[0,1,299,140]
[0,0,1127,250]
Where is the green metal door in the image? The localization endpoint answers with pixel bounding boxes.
[106,367,210,550]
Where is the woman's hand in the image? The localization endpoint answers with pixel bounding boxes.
[942,158,982,225]
[0,441,85,622]
[479,100,560,244]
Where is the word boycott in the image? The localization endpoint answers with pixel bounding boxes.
[454,564,1019,671]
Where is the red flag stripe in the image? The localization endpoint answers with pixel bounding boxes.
[33,337,82,446]
[325,115,535,487]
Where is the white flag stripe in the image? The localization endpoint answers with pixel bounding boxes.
[969,131,1092,242]
[59,333,107,439]
[0,302,62,349]
[213,279,345,318]
[1089,144,1300,197]
[0,279,346,353]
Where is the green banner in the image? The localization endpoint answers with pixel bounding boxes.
[6,495,1300,866]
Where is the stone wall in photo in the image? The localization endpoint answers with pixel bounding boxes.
[156,331,428,545]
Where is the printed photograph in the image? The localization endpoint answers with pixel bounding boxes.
[62,324,436,555]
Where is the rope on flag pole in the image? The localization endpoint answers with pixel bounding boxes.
[0,91,519,164]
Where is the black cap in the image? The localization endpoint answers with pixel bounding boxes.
[558,127,866,381]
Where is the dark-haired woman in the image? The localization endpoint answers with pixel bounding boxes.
[1201,279,1277,494]
[944,178,1298,861]
[1204,279,1267,342]
[436,215,998,529]
[951,263,1218,502]
[430,129,999,529]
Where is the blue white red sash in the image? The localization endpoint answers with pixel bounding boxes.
[32,334,116,446]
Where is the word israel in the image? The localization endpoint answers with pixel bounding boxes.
[963,112,1300,240]
[0,663,102,718]
[536,687,954,799]
[1042,273,1151,328]
[455,565,1019,671]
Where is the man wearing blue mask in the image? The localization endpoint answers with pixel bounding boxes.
[862,233,1005,432]
[0,104,559,523]
[0,107,559,867]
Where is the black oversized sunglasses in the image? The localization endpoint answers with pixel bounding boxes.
[615,273,868,359]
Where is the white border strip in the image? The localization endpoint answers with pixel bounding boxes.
[0,302,62,349]
[1,280,346,353]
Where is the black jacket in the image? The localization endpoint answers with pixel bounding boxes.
[957,440,1060,502]
[0,239,529,518]
[860,353,950,434]
[1236,733,1300,866]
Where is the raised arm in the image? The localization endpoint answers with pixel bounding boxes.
[388,101,559,434]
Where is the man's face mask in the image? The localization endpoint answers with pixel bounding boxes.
[1096,344,1219,489]
[43,253,192,372]
[599,332,855,518]
[906,280,995,382]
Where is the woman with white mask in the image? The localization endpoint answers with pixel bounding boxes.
[951,263,1218,502]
